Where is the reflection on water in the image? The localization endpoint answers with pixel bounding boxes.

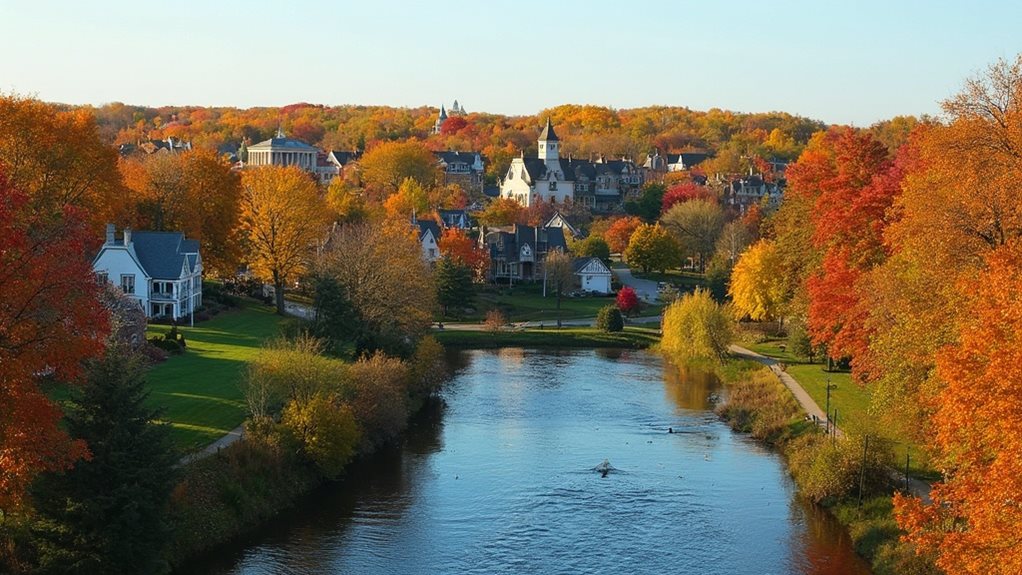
[182,349,870,575]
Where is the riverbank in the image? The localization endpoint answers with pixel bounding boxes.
[433,325,660,349]
[711,357,940,575]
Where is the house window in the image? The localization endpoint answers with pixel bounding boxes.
[96,271,108,284]
[549,181,557,191]
[120,274,135,295]
[428,248,437,258]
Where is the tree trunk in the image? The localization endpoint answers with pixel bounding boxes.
[273,271,286,316]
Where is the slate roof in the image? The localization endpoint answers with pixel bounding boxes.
[667,152,711,168]
[438,209,471,229]
[539,118,559,141]
[484,225,567,264]
[250,137,318,151]
[572,256,610,274]
[434,151,483,169]
[416,219,442,241]
[520,158,636,184]
[330,150,362,166]
[130,231,199,280]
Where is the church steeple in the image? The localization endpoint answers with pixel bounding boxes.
[538,118,560,163]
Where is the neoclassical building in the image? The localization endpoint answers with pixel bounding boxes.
[499,119,642,212]
[246,128,320,172]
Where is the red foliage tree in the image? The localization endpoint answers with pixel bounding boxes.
[604,216,643,254]
[616,286,640,316]
[662,181,713,212]
[0,172,109,509]
[438,228,489,279]
[439,116,469,135]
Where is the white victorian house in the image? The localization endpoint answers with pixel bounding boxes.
[92,224,202,320]
[573,257,612,294]
[414,218,442,264]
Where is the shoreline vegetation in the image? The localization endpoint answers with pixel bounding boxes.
[432,325,660,349]
[707,358,939,575]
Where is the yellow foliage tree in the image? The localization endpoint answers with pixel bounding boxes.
[728,239,786,321]
[660,288,734,364]
[241,166,328,314]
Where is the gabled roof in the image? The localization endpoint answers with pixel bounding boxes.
[438,209,471,229]
[539,118,559,142]
[667,152,711,168]
[434,151,483,167]
[572,256,611,274]
[329,150,362,166]
[483,224,567,263]
[416,219,442,241]
[130,231,198,280]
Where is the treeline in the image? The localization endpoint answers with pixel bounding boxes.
[85,100,840,178]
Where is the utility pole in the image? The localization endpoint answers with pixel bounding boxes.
[824,378,834,434]
[858,434,870,508]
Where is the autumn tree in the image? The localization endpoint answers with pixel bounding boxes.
[729,239,786,322]
[544,249,576,328]
[604,216,643,253]
[616,286,640,316]
[241,166,328,314]
[0,95,126,228]
[0,174,109,510]
[624,223,680,273]
[661,199,724,272]
[316,222,437,354]
[895,240,1022,575]
[661,181,713,212]
[476,197,523,226]
[438,227,489,280]
[359,140,437,197]
[623,183,665,222]
[660,288,734,364]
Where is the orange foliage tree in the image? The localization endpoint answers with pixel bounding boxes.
[438,228,489,280]
[0,173,109,510]
[604,216,643,254]
[894,240,1022,575]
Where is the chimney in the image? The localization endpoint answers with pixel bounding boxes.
[106,223,115,244]
[123,228,132,247]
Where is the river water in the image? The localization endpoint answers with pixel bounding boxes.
[186,348,870,575]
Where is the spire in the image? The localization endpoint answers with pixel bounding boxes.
[538,117,559,142]
[439,104,447,120]
[275,125,285,138]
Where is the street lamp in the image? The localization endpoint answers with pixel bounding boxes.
[824,378,838,434]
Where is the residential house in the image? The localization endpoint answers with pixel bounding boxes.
[435,151,485,195]
[92,224,202,320]
[573,257,612,294]
[722,173,785,212]
[500,119,642,212]
[438,209,472,230]
[415,218,443,264]
[544,211,580,239]
[480,223,567,283]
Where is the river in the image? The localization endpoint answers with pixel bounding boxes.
[184,348,871,575]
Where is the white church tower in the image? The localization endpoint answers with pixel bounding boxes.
[538,117,560,165]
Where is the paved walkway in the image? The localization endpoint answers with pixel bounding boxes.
[730,344,932,502]
[177,424,245,466]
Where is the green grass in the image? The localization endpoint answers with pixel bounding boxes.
[145,301,285,453]
[740,338,934,477]
[453,282,662,322]
[433,326,660,349]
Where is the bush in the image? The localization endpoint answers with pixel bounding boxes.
[484,309,507,332]
[785,433,895,504]
[616,286,640,316]
[660,288,734,364]
[281,394,360,479]
[148,337,183,355]
[345,352,411,450]
[139,342,170,364]
[715,366,800,443]
[596,305,624,332]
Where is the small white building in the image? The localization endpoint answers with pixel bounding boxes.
[415,218,442,264]
[573,257,612,294]
[92,224,202,320]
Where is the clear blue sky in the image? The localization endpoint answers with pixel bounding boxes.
[1,0,1019,125]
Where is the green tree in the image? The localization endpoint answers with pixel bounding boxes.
[596,305,624,332]
[661,199,725,272]
[31,348,177,575]
[544,249,576,328]
[661,288,734,364]
[624,223,680,273]
[435,256,474,318]
[570,235,611,263]
[310,274,360,352]
[623,183,665,222]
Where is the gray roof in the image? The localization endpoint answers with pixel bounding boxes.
[330,150,362,165]
[667,152,711,168]
[539,118,559,141]
[521,157,637,183]
[438,209,471,229]
[434,151,483,168]
[572,256,609,274]
[416,219,442,241]
[484,224,567,264]
[249,137,318,151]
[130,231,198,280]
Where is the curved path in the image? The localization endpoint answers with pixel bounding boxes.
[614,266,659,303]
[730,344,932,502]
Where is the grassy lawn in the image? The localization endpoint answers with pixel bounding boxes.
[145,301,285,453]
[740,338,934,477]
[453,282,662,322]
[434,326,660,349]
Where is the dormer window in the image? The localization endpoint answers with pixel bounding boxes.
[550,181,557,191]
